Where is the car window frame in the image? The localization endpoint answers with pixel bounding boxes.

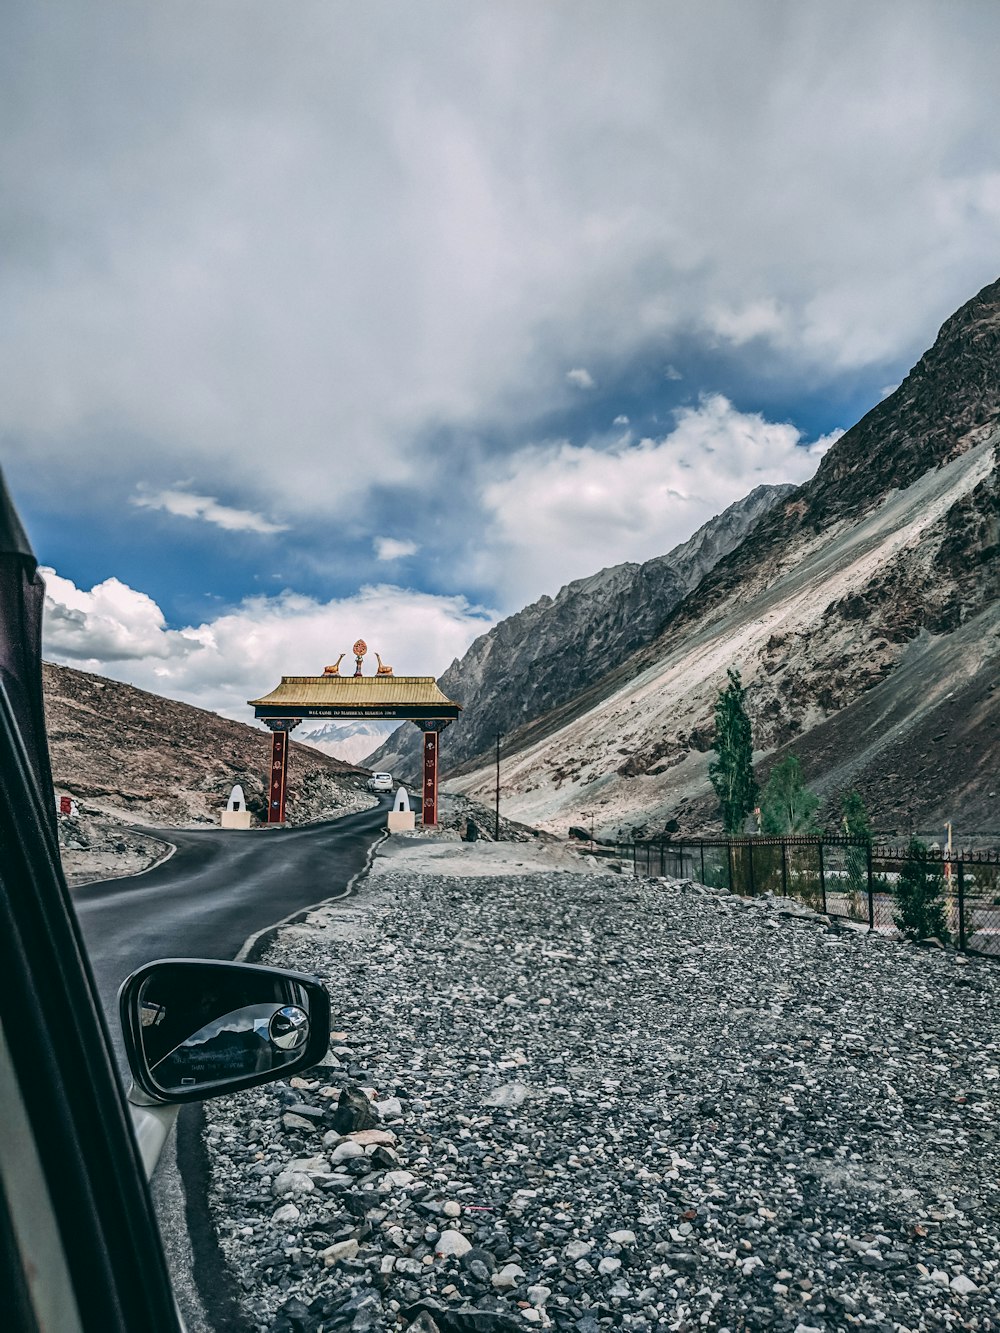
[0,676,182,1333]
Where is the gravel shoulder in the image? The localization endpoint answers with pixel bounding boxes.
[203,836,1000,1333]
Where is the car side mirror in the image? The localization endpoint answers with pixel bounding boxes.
[119,958,331,1104]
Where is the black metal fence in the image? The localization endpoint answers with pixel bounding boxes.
[614,835,1000,958]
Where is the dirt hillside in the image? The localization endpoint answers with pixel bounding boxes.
[43,661,375,883]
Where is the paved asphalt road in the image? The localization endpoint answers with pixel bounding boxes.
[74,799,390,1068]
[70,801,393,1333]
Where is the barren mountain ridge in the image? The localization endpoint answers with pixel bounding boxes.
[446,276,1000,838]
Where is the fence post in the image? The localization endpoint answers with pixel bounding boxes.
[957,860,967,952]
[700,841,706,886]
[818,840,827,914]
[727,841,735,894]
[866,842,874,932]
[780,840,788,897]
[747,841,757,897]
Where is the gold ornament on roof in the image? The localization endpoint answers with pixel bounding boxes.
[375,653,394,677]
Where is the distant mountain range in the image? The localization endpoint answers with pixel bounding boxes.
[298,719,399,767]
[375,276,1000,839]
[366,483,792,776]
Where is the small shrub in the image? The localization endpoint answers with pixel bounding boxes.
[841,791,872,916]
[893,839,950,942]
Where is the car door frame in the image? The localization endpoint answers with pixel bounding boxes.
[0,674,182,1332]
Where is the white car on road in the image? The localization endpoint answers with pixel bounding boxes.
[366,772,393,793]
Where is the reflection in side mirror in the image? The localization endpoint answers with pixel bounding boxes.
[269,1005,310,1049]
[119,959,331,1104]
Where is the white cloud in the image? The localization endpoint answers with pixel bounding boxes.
[708,299,788,346]
[131,487,289,535]
[613,415,629,426]
[566,368,596,390]
[373,536,419,561]
[41,571,497,723]
[479,395,836,604]
[5,3,1000,597]
[664,365,683,381]
[41,569,195,662]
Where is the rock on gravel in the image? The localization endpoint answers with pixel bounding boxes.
[436,1230,473,1258]
[203,852,1000,1332]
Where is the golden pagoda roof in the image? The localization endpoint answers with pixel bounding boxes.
[248,674,462,720]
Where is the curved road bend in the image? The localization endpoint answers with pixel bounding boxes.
[74,798,390,1068]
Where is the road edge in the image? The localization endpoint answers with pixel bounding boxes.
[235,828,389,963]
[69,829,177,889]
[170,822,389,1331]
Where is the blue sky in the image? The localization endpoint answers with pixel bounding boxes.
[4,1,1000,740]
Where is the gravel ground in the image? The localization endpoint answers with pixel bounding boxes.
[58,804,175,886]
[203,842,1000,1333]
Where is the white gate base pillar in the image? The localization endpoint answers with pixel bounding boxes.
[387,785,416,832]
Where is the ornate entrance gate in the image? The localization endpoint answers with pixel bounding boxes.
[248,641,462,826]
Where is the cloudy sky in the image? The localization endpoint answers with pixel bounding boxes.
[5,1,1000,739]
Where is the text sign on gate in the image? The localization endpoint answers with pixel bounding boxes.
[422,730,439,827]
[255,705,460,721]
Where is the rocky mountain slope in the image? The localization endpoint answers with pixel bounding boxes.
[448,276,1000,838]
[43,661,373,882]
[366,483,793,777]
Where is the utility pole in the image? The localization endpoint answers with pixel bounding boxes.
[494,731,502,841]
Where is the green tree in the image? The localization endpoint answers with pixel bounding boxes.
[759,755,820,834]
[708,668,758,834]
[841,790,872,915]
[893,838,950,942]
[840,790,872,840]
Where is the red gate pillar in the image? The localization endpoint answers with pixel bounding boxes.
[264,719,300,824]
[416,719,451,828]
[268,730,289,824]
[422,729,439,827]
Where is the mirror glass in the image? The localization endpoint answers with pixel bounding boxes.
[135,963,315,1097]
